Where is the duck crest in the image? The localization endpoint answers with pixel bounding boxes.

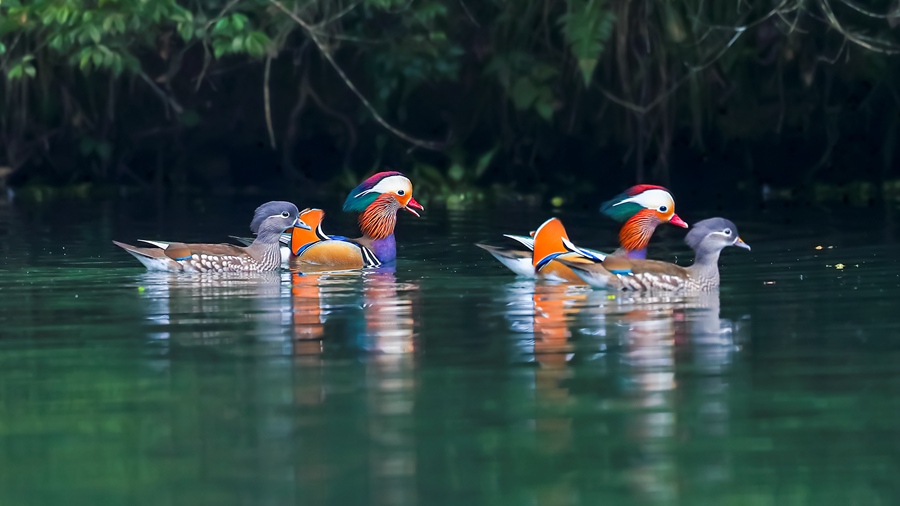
[600,185,666,222]
[343,171,405,212]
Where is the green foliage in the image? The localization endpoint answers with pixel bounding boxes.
[487,52,558,120]
[1,0,194,76]
[365,0,463,111]
[559,0,616,86]
[7,55,35,80]
[1,0,900,195]
[210,13,272,59]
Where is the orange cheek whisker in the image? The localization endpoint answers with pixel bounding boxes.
[619,211,655,251]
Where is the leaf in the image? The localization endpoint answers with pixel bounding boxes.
[535,87,555,120]
[535,99,554,121]
[213,42,227,59]
[213,17,230,34]
[474,147,498,179]
[531,63,558,82]
[231,35,244,53]
[41,9,56,25]
[559,0,616,86]
[49,35,63,50]
[102,49,114,68]
[111,55,123,75]
[244,31,271,58]
[231,13,248,31]
[660,1,687,43]
[178,21,194,42]
[87,24,101,43]
[24,66,35,78]
[7,65,23,80]
[510,77,539,110]
[447,163,465,182]
[80,49,92,70]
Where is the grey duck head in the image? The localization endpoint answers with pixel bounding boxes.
[685,217,751,257]
[249,201,309,236]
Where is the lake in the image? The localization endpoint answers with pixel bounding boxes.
[0,191,898,505]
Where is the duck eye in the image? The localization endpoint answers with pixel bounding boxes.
[281,211,290,218]
[658,205,667,213]
[723,228,732,235]
[397,190,406,196]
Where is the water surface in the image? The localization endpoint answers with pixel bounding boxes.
[0,194,899,505]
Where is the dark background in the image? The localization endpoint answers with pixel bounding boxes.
[2,0,899,207]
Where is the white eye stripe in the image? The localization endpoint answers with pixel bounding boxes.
[354,175,413,198]
[614,189,674,211]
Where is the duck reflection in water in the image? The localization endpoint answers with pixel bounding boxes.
[501,280,750,504]
[290,266,420,506]
[289,267,419,356]
[136,271,294,353]
[135,266,420,361]
[135,267,421,505]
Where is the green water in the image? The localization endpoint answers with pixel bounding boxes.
[1,194,899,505]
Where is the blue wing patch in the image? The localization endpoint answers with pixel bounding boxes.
[535,252,564,272]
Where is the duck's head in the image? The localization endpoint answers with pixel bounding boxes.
[250,201,310,236]
[685,217,750,255]
[342,171,424,217]
[600,185,687,228]
[599,185,688,253]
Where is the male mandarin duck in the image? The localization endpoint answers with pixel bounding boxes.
[112,201,311,273]
[287,171,423,272]
[476,185,687,281]
[598,185,688,259]
[554,217,751,291]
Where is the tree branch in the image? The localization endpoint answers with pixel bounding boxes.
[264,55,276,149]
[268,0,449,150]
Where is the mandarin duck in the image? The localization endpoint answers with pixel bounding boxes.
[112,201,310,273]
[233,207,326,267]
[476,185,687,281]
[554,217,750,291]
[287,171,423,272]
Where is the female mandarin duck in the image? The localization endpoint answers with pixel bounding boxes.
[234,207,325,267]
[552,217,751,291]
[286,171,423,272]
[112,201,311,272]
[476,185,687,281]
